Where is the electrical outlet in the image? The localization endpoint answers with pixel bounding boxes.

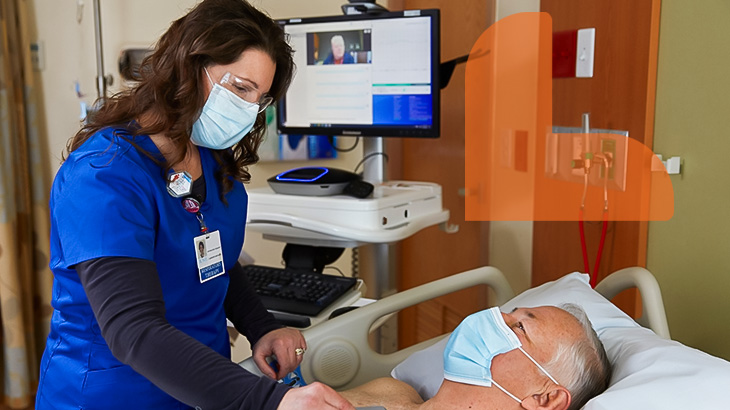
[571,134,584,176]
[600,138,616,180]
[594,132,628,191]
[30,42,44,71]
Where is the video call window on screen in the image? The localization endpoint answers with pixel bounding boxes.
[308,30,372,65]
[278,10,440,138]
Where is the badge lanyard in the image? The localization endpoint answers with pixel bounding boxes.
[182,198,208,233]
[168,170,225,282]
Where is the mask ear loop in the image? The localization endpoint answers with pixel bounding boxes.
[491,380,523,404]
[518,347,560,386]
[491,350,560,404]
[203,67,215,87]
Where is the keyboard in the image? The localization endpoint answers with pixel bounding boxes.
[243,264,359,317]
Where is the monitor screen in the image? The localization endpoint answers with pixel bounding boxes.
[277,10,440,138]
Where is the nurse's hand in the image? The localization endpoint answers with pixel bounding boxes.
[278,383,356,410]
[253,327,307,380]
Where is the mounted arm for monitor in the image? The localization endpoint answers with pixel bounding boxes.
[439,54,469,89]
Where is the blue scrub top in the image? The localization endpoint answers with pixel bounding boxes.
[37,127,247,409]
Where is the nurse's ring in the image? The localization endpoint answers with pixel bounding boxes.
[295,348,306,356]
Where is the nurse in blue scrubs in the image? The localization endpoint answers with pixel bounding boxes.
[35,1,355,409]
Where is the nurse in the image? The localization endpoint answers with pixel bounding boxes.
[36,0,355,409]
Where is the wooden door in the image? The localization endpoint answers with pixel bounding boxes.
[532,0,662,315]
[388,0,494,348]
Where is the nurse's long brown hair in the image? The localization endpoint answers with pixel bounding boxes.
[68,0,294,196]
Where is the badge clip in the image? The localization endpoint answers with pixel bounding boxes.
[181,197,207,233]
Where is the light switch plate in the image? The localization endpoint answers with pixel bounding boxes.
[576,28,595,78]
[30,41,44,71]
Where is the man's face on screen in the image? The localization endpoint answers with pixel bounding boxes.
[331,37,345,60]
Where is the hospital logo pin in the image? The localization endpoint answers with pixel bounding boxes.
[181,197,201,213]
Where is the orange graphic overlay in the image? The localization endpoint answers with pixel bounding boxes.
[464,12,673,221]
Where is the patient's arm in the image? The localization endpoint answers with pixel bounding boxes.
[340,377,424,410]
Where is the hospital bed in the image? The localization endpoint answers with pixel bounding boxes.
[241,266,730,409]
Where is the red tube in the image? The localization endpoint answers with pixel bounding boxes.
[579,209,590,275]
[591,212,609,288]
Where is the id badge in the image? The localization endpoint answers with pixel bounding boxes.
[194,230,225,283]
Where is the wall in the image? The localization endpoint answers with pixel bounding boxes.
[31,0,196,180]
[646,0,730,360]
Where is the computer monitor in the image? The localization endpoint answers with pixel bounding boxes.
[277,10,440,138]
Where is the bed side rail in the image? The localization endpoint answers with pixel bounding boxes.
[595,267,670,339]
[241,266,513,391]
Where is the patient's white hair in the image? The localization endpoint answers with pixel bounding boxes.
[547,303,612,410]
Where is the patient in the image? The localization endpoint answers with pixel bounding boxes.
[341,304,611,410]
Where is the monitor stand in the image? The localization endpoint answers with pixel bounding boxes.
[362,137,386,184]
[359,137,398,353]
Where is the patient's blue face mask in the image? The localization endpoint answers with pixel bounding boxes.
[190,69,259,150]
[443,307,560,403]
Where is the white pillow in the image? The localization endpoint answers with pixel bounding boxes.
[390,336,448,399]
[391,272,730,409]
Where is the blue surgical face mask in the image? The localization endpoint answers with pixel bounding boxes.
[443,307,560,403]
[190,69,259,150]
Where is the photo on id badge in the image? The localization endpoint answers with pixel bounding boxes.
[194,231,225,283]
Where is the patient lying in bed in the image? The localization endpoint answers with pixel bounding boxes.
[341,304,610,410]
